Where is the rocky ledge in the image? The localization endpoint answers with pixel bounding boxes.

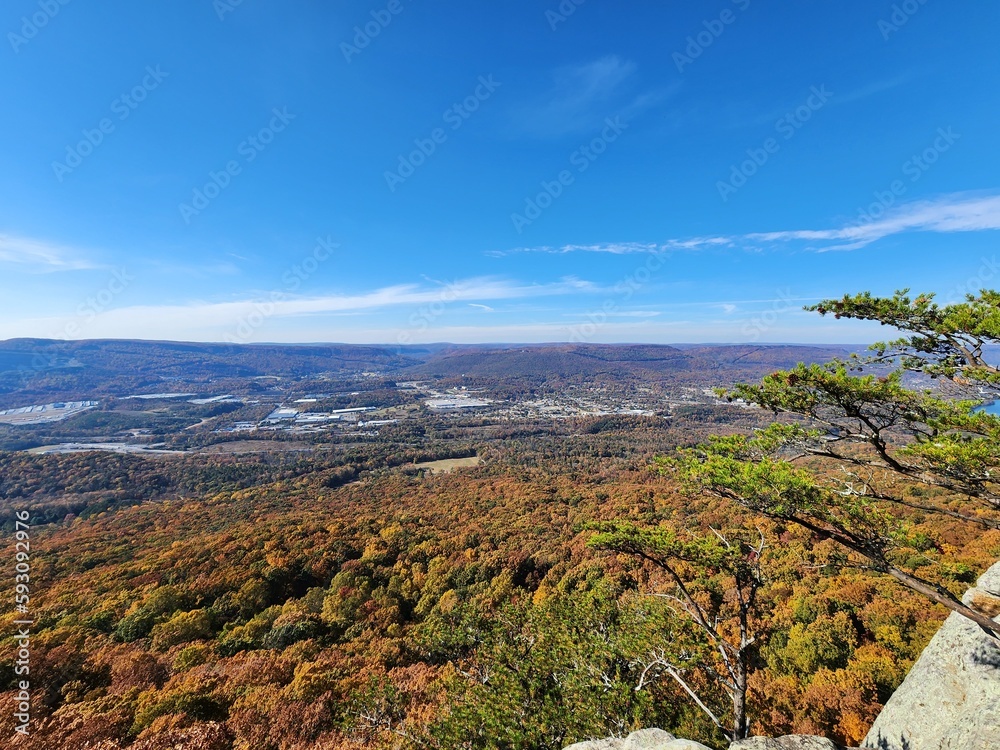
[565,730,856,750]
[862,559,1000,750]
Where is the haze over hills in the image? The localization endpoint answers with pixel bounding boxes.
[0,338,854,376]
[400,342,853,379]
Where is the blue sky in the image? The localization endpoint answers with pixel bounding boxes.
[2,0,999,345]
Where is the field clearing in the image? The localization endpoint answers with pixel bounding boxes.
[410,456,481,474]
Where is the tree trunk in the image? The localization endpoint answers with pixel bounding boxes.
[887,567,1000,638]
[731,658,749,740]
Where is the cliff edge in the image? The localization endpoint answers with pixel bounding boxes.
[862,560,1000,750]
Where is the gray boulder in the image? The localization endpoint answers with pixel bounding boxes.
[563,739,623,750]
[730,737,840,750]
[661,739,714,750]
[563,729,692,750]
[863,560,1000,750]
[623,728,677,748]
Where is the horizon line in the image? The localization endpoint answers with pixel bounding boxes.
[0,336,868,349]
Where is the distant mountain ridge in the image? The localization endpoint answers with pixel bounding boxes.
[0,339,854,406]
[403,343,853,379]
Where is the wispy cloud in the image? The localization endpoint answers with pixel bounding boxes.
[735,75,911,130]
[0,234,99,272]
[509,55,665,138]
[521,55,633,137]
[563,309,661,319]
[494,192,1000,256]
[147,259,243,278]
[489,242,657,257]
[835,74,912,105]
[3,276,609,341]
[490,238,730,257]
[745,192,1000,251]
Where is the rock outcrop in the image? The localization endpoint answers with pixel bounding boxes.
[564,731,845,750]
[730,737,843,750]
[564,729,717,749]
[863,560,1000,750]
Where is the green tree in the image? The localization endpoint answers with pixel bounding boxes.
[428,587,681,750]
[588,523,766,742]
[814,289,1000,385]
[668,289,1000,639]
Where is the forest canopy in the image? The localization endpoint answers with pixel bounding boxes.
[2,291,999,749]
